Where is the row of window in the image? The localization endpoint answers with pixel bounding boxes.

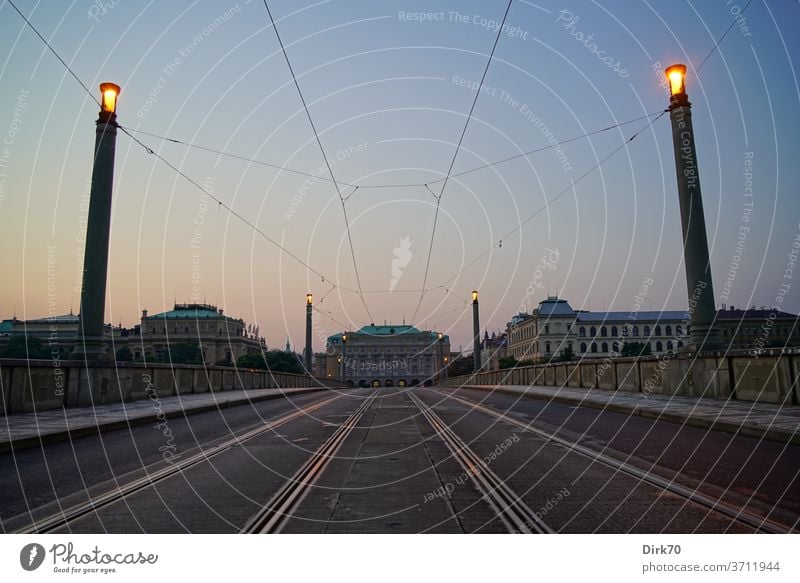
[578,340,683,354]
[578,324,683,338]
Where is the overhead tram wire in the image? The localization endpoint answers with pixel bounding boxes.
[118,126,353,291]
[431,111,668,292]
[696,0,753,73]
[411,0,514,325]
[6,0,358,299]
[261,0,373,324]
[122,110,664,193]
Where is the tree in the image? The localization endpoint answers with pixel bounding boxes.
[264,350,304,374]
[620,341,652,357]
[498,355,518,369]
[236,353,268,370]
[164,342,203,364]
[1,336,50,359]
[558,345,575,362]
[115,346,133,362]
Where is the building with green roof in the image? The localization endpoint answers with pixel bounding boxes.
[320,324,451,387]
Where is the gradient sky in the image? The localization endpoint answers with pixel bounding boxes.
[1,0,798,352]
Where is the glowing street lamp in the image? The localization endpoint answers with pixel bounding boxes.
[72,82,121,360]
[664,64,720,352]
[665,64,686,99]
[100,82,120,114]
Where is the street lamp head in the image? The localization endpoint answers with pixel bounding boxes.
[306,293,313,305]
[437,332,443,341]
[99,83,120,114]
[665,64,687,98]
[472,290,479,302]
[342,334,347,343]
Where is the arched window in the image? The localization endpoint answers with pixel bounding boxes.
[545,342,551,353]
[665,325,672,336]
[579,327,586,337]
[622,326,628,336]
[601,327,608,337]
[667,340,673,352]
[656,341,663,352]
[590,326,597,337]
[580,342,587,353]
[678,340,684,349]
[655,325,662,336]
[676,325,682,336]
[591,342,598,353]
[612,341,619,353]
[644,325,651,337]
[601,342,608,353]
[632,325,639,336]
[611,326,618,337]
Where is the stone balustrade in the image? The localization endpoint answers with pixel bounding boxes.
[443,349,800,405]
[0,359,344,415]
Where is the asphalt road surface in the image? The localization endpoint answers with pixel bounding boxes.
[1,386,798,533]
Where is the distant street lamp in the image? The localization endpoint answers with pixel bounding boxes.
[664,64,721,352]
[305,293,313,372]
[472,290,481,372]
[72,83,121,360]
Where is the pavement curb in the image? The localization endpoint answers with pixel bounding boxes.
[0,387,329,455]
[460,385,800,447]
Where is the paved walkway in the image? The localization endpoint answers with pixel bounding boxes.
[459,384,800,446]
[0,387,328,453]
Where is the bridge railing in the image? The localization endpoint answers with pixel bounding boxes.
[0,359,347,415]
[442,348,800,405]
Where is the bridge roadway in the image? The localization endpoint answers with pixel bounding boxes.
[1,387,798,533]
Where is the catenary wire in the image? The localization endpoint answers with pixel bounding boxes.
[431,111,668,291]
[261,0,373,323]
[411,0,514,325]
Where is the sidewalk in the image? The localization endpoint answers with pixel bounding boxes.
[460,384,800,446]
[0,387,329,454]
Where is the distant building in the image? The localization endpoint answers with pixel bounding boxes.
[480,330,507,371]
[0,311,117,356]
[325,324,450,387]
[124,303,264,364]
[507,296,689,360]
[716,305,799,351]
[506,296,799,361]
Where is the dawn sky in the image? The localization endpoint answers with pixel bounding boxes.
[1,0,798,352]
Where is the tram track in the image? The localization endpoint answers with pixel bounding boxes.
[408,391,553,534]
[432,388,795,534]
[15,392,344,534]
[242,391,378,533]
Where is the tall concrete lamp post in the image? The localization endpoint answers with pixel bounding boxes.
[472,290,481,372]
[665,65,720,352]
[73,83,121,360]
[305,293,313,372]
